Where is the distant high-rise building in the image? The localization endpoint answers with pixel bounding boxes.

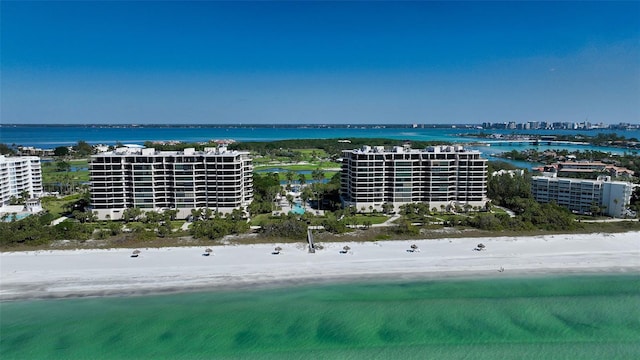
[0,155,43,208]
[340,145,488,212]
[90,146,253,220]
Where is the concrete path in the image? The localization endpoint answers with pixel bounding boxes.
[493,205,516,218]
[50,216,69,226]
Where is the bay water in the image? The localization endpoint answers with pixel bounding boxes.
[2,274,639,359]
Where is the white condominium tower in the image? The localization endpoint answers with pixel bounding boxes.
[0,155,43,208]
[531,175,633,218]
[90,146,253,220]
[341,145,487,212]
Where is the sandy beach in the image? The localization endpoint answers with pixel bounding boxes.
[1,232,639,300]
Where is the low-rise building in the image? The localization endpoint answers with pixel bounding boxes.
[341,145,487,212]
[90,146,253,220]
[531,174,633,218]
[534,161,635,180]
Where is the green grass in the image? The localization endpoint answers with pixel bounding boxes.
[280,172,338,181]
[40,195,82,218]
[254,162,342,171]
[249,213,273,226]
[347,214,389,225]
[491,207,508,215]
[42,158,90,185]
[294,148,329,158]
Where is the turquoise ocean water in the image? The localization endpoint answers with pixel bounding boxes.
[2,125,637,151]
[2,274,639,359]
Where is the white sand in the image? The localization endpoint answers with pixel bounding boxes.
[1,232,639,300]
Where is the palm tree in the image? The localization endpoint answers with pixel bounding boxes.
[285,170,296,187]
[19,190,30,204]
[311,168,325,182]
[311,168,325,210]
[265,186,279,212]
[190,208,203,222]
[298,173,306,186]
[382,202,393,215]
[301,187,311,206]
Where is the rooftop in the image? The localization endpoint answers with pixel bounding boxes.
[93,146,248,157]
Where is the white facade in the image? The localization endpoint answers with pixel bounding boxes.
[90,147,253,220]
[340,145,488,212]
[531,175,633,218]
[0,155,43,208]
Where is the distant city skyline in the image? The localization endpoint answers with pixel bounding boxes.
[1,1,638,125]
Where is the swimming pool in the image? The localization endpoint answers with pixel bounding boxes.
[290,203,305,215]
[1,212,31,222]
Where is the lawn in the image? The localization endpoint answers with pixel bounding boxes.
[293,148,329,159]
[42,158,90,186]
[491,207,508,215]
[347,214,389,225]
[254,162,342,171]
[41,194,82,218]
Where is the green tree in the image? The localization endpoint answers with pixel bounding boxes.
[56,160,71,172]
[630,187,640,214]
[142,211,162,224]
[53,146,70,157]
[311,168,325,210]
[321,216,348,234]
[74,140,93,156]
[259,216,307,239]
[285,170,296,187]
[0,143,16,155]
[382,202,393,215]
[301,187,313,207]
[121,207,142,223]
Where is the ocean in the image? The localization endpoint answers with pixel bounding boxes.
[1,126,639,358]
[1,274,639,359]
[1,125,637,154]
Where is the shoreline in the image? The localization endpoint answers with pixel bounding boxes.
[2,232,639,301]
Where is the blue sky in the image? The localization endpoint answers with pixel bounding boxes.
[1,1,639,125]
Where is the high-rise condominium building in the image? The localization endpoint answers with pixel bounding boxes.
[0,155,43,208]
[90,146,253,220]
[340,145,487,212]
[531,175,633,218]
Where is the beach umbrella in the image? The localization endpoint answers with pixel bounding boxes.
[410,244,418,250]
[274,246,283,252]
[205,248,213,253]
[477,243,485,249]
[132,249,141,254]
[343,245,351,251]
